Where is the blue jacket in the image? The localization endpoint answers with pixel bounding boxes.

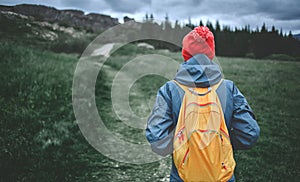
[146,54,260,182]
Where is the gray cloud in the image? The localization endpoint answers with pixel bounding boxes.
[59,0,92,9]
[0,0,57,6]
[57,0,111,13]
[0,0,299,33]
[254,0,300,20]
[103,0,151,13]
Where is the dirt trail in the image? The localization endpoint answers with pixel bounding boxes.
[91,43,115,57]
[92,44,172,181]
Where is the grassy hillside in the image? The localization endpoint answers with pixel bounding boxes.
[0,42,299,181]
[0,11,96,54]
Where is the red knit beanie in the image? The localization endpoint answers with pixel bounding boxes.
[182,26,215,61]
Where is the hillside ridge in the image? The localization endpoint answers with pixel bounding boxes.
[0,4,119,32]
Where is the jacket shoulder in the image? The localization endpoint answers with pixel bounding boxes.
[222,79,234,90]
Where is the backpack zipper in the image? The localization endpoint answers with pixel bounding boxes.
[181,148,190,166]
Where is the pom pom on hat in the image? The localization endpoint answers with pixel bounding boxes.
[182,26,215,61]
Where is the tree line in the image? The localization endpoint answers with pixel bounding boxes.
[134,14,300,60]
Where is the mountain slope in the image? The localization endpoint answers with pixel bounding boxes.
[0,4,119,32]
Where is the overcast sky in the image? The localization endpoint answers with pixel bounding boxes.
[1,0,300,34]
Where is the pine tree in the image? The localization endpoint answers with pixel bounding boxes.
[186,16,194,29]
[271,25,278,34]
[199,20,204,26]
[165,13,169,23]
[164,13,171,30]
[206,20,214,32]
[280,28,283,37]
[150,13,154,23]
[288,31,293,38]
[215,20,221,32]
[261,23,267,32]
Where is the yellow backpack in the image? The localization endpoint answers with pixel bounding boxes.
[173,80,236,182]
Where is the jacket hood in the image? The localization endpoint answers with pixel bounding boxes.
[174,54,222,88]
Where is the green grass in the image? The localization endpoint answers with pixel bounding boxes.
[0,43,299,181]
[218,57,300,181]
[0,43,83,181]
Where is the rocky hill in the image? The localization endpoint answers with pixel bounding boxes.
[0,4,119,32]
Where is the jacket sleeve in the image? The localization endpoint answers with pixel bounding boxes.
[145,84,175,157]
[230,84,260,150]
